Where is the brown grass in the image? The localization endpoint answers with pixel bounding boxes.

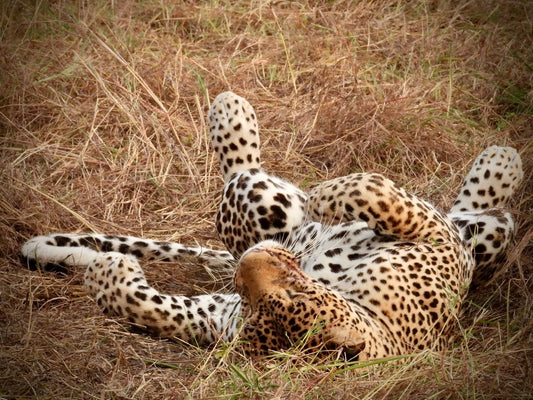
[1,0,532,398]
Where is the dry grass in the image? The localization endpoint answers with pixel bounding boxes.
[1,0,532,398]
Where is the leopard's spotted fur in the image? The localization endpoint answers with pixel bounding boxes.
[21,92,523,360]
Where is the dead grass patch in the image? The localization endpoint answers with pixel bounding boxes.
[1,0,531,398]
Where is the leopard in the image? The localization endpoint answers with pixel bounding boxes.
[21,91,523,361]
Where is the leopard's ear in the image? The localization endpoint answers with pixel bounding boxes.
[342,333,366,361]
[325,327,366,360]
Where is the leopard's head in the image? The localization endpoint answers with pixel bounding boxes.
[235,241,366,358]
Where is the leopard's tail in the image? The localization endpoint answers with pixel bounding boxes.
[21,233,234,273]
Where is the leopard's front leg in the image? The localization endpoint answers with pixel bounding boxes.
[307,173,458,243]
[21,236,241,345]
[84,252,241,345]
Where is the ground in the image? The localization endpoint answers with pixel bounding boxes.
[0,1,532,399]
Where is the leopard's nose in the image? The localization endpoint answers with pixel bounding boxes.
[250,247,265,254]
[240,245,273,261]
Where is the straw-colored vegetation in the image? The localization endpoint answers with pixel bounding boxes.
[1,0,531,398]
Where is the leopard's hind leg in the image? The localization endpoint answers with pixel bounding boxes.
[209,92,308,257]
